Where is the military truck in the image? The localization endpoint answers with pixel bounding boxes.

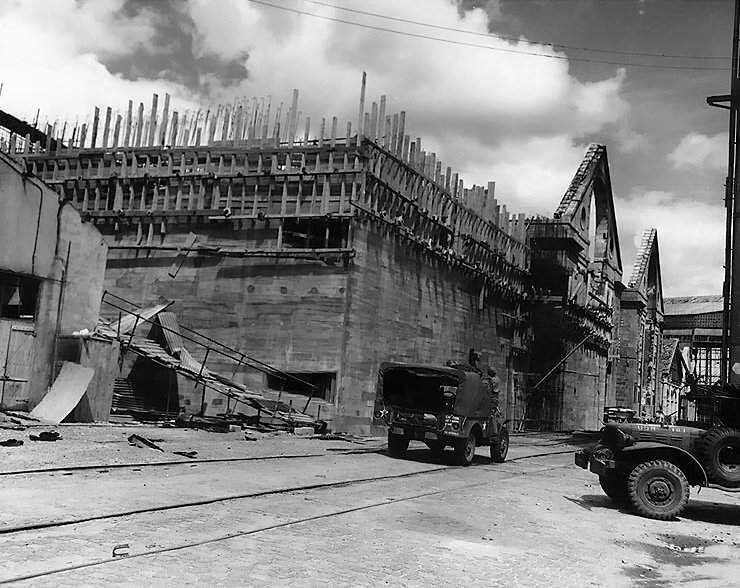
[373,361,510,466]
[575,387,740,519]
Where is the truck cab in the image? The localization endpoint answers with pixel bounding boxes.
[373,361,509,466]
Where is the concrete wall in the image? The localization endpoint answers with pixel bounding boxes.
[0,158,58,277]
[336,221,520,433]
[101,224,350,426]
[98,219,525,433]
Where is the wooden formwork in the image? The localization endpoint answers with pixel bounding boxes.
[3,74,531,304]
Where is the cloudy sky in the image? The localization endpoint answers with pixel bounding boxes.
[0,0,732,297]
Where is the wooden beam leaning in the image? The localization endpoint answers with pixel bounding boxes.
[148,94,158,147]
[358,72,367,139]
[102,107,112,150]
[91,107,100,149]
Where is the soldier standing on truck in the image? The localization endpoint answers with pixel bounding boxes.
[488,368,501,414]
[467,348,482,374]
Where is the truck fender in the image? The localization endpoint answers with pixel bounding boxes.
[621,442,708,487]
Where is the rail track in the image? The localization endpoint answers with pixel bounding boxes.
[0,454,575,585]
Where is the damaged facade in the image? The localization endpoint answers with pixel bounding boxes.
[0,148,110,418]
[0,81,684,432]
[616,228,664,420]
[525,145,622,431]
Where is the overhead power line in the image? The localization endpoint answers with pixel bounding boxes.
[246,0,731,72]
[298,0,728,61]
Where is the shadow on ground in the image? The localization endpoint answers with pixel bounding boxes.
[382,446,492,466]
[568,493,740,525]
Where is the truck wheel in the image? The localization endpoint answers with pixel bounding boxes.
[453,430,476,466]
[627,460,689,520]
[425,440,446,455]
[387,432,409,457]
[598,471,629,503]
[490,427,509,463]
[700,427,740,488]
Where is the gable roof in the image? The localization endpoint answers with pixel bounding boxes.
[627,228,664,314]
[553,143,623,274]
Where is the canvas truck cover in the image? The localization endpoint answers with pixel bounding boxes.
[376,362,491,419]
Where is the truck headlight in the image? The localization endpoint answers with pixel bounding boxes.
[444,415,461,430]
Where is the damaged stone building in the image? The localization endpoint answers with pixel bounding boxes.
[0,82,681,432]
[0,139,111,419]
[1,84,529,433]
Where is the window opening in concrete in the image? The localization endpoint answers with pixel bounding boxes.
[282,218,347,249]
[266,372,335,400]
[0,271,40,320]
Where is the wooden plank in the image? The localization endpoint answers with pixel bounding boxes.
[303,116,311,146]
[378,95,386,145]
[391,113,399,156]
[112,114,122,148]
[233,104,244,146]
[262,97,271,139]
[357,71,366,138]
[134,103,144,147]
[124,100,133,147]
[101,107,112,149]
[272,102,283,141]
[159,93,170,147]
[397,111,406,155]
[169,111,179,147]
[178,111,189,147]
[288,88,299,145]
[29,362,94,424]
[208,105,221,145]
[146,94,158,147]
[221,105,231,142]
[330,116,338,147]
[370,102,378,141]
[191,109,202,146]
[90,107,100,148]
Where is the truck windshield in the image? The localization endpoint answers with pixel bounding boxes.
[381,367,460,413]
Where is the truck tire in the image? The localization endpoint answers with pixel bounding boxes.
[699,427,740,488]
[627,460,689,520]
[598,471,629,503]
[387,432,409,457]
[490,427,509,463]
[453,430,476,466]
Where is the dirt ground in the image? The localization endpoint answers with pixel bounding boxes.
[1,422,739,587]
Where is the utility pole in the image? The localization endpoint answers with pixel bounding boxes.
[708,0,740,385]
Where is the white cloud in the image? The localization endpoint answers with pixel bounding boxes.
[616,190,724,296]
[0,0,196,124]
[668,132,727,170]
[0,0,635,218]
[182,0,633,202]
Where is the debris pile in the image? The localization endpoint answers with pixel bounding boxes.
[96,293,328,435]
